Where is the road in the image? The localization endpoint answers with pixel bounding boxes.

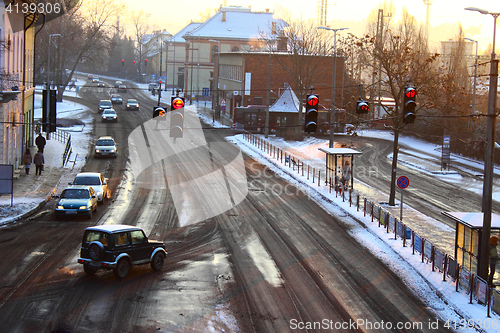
[0,79,454,332]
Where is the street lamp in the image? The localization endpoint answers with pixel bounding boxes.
[47,33,61,89]
[464,6,499,282]
[317,26,348,148]
[463,37,478,123]
[209,39,221,118]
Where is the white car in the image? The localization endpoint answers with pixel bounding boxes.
[70,172,109,204]
[101,108,118,122]
[94,136,117,158]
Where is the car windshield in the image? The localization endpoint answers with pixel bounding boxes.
[128,100,137,104]
[62,188,90,199]
[100,101,111,107]
[74,176,101,186]
[103,110,115,115]
[96,139,115,146]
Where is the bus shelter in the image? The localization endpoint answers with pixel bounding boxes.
[319,147,362,191]
[442,212,500,275]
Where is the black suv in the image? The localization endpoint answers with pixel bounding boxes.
[78,225,167,278]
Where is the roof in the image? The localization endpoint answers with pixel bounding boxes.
[183,6,278,40]
[442,212,500,229]
[318,148,363,156]
[75,172,102,177]
[85,225,142,233]
[173,22,202,43]
[269,86,303,113]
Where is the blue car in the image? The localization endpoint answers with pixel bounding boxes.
[55,186,98,219]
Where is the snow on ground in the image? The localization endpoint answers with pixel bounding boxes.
[226,132,500,333]
[3,76,500,331]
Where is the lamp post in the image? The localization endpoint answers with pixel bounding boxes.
[209,40,221,118]
[464,6,499,282]
[157,38,165,106]
[317,26,348,148]
[47,33,61,89]
[464,37,478,127]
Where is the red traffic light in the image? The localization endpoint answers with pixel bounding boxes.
[133,60,136,64]
[405,87,416,99]
[122,59,125,63]
[171,97,185,109]
[307,95,319,107]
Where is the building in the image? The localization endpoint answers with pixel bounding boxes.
[0,0,38,171]
[181,6,278,103]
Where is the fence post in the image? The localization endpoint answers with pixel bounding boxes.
[318,171,320,186]
[312,168,315,183]
[364,198,367,216]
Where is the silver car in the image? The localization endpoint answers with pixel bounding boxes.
[101,108,118,122]
[94,136,117,158]
[71,172,109,204]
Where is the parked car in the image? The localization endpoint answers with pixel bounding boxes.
[126,98,139,110]
[94,136,117,158]
[114,80,123,88]
[101,109,118,122]
[55,185,98,219]
[77,225,167,278]
[111,94,123,104]
[98,99,112,112]
[118,85,127,93]
[70,172,108,204]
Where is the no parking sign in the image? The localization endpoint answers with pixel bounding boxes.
[397,175,409,221]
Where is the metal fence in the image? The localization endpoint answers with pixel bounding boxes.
[243,130,500,318]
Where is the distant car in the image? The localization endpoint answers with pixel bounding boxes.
[77,225,167,278]
[94,136,117,158]
[55,185,98,219]
[118,85,127,93]
[114,80,123,88]
[92,77,99,83]
[88,74,94,79]
[126,98,139,110]
[98,99,112,112]
[101,108,118,123]
[148,82,159,91]
[97,82,105,87]
[71,172,108,204]
[111,94,123,104]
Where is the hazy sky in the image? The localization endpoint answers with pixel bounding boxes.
[123,0,500,53]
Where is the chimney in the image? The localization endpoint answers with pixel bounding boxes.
[266,8,269,12]
[222,11,226,22]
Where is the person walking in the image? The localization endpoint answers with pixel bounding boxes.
[489,235,499,286]
[34,150,45,175]
[22,147,32,175]
[35,133,46,153]
[342,160,351,189]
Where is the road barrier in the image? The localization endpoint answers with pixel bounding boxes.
[243,131,500,319]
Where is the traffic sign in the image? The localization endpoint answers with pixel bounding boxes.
[171,97,185,110]
[397,176,409,189]
[221,99,226,106]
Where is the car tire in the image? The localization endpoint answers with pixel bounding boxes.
[114,259,130,278]
[151,252,165,271]
[88,242,103,261]
[84,264,98,275]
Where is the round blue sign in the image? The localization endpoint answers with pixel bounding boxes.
[397,176,409,189]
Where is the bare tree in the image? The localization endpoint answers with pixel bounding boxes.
[129,10,152,79]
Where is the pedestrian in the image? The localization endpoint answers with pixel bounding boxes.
[34,150,45,175]
[22,147,32,175]
[489,235,499,286]
[342,160,351,189]
[35,133,46,153]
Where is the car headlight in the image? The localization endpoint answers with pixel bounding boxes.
[95,149,100,153]
[113,116,117,118]
[57,205,64,209]
[79,205,90,210]
[110,149,115,153]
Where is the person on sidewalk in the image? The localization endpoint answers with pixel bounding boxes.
[35,133,46,153]
[342,160,351,189]
[489,235,499,286]
[22,147,32,175]
[34,150,45,175]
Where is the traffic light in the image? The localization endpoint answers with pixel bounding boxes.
[144,59,147,66]
[133,60,136,64]
[153,106,166,119]
[403,86,416,124]
[304,94,319,133]
[170,96,185,138]
[121,59,125,66]
[356,100,369,114]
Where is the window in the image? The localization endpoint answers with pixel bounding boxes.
[115,232,129,246]
[131,230,147,244]
[231,46,239,52]
[254,97,263,105]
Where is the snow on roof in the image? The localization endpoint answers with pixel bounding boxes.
[183,6,277,40]
[269,86,303,113]
[172,22,202,43]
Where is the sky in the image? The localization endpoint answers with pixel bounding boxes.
[122,0,500,54]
